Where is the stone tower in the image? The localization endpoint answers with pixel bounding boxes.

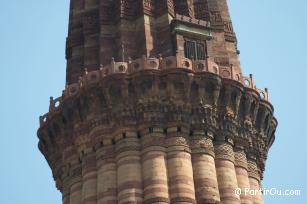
[38,1,277,204]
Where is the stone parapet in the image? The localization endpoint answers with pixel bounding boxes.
[38,56,277,204]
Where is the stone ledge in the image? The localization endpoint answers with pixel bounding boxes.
[40,54,270,127]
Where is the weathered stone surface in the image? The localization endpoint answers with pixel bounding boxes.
[38,1,277,204]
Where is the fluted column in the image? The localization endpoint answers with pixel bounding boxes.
[215,142,241,204]
[166,126,196,203]
[62,172,70,204]
[62,145,75,204]
[155,0,174,56]
[141,127,170,204]
[234,148,252,204]
[81,149,97,204]
[83,0,100,71]
[98,0,115,66]
[70,160,82,204]
[190,130,220,203]
[96,142,117,204]
[116,131,143,204]
[66,0,85,84]
[248,159,263,204]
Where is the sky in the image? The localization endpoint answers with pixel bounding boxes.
[0,0,306,204]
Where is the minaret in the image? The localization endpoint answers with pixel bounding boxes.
[38,1,277,204]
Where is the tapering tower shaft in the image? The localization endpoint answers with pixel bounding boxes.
[38,1,277,204]
[66,0,241,84]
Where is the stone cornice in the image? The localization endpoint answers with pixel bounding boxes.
[37,54,277,190]
[40,54,270,126]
